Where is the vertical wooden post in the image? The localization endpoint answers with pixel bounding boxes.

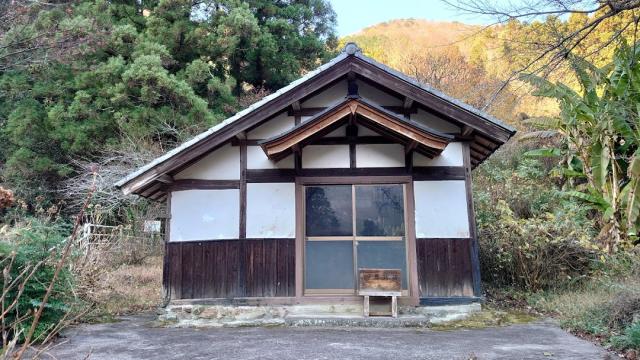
[294,112,302,174]
[162,191,172,304]
[294,178,304,299]
[463,142,482,297]
[391,295,398,318]
[405,181,420,305]
[239,137,247,239]
[363,295,370,317]
[238,137,248,297]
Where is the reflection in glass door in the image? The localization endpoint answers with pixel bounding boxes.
[304,183,407,295]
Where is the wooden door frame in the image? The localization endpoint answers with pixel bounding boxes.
[294,175,419,305]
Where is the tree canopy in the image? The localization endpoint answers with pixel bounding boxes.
[0,0,337,205]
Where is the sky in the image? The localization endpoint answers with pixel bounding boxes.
[328,0,496,36]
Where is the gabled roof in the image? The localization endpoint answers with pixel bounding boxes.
[260,98,454,161]
[116,43,516,198]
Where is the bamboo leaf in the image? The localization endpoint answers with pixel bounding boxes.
[523,116,561,130]
[628,150,640,177]
[562,168,585,178]
[591,142,604,187]
[623,179,640,231]
[524,148,561,158]
[565,190,609,209]
[519,130,559,142]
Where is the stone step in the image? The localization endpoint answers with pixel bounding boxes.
[285,315,431,328]
[159,303,481,328]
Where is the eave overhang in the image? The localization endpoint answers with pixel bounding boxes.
[259,98,454,161]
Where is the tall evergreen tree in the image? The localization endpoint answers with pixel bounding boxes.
[0,0,336,206]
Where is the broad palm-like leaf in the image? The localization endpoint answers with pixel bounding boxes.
[524,42,640,252]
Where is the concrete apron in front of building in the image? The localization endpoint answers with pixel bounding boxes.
[158,303,482,328]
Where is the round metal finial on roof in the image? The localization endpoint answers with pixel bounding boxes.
[343,42,361,55]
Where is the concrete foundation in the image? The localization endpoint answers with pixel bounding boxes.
[158,303,481,328]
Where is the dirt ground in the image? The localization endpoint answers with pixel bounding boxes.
[38,315,612,360]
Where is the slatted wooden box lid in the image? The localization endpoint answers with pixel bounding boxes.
[358,268,402,295]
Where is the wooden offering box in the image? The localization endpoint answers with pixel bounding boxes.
[358,269,402,317]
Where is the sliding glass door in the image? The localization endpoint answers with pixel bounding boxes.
[304,183,407,295]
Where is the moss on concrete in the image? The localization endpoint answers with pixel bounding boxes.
[430,308,538,331]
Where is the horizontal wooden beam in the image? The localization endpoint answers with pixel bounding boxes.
[310,136,394,145]
[419,296,483,306]
[166,238,295,245]
[245,166,468,182]
[246,169,296,183]
[413,166,466,181]
[288,105,418,117]
[170,179,240,191]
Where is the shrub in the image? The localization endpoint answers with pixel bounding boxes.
[475,142,598,292]
[0,218,78,345]
[479,200,595,291]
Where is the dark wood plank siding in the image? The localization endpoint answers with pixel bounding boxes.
[416,238,474,297]
[167,239,295,299]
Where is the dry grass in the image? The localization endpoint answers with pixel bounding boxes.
[531,278,640,322]
[89,256,163,317]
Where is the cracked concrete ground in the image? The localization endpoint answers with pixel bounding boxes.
[39,315,611,360]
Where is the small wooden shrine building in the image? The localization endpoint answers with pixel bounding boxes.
[116,43,515,307]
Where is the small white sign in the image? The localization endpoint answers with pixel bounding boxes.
[143,220,161,233]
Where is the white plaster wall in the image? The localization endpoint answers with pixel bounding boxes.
[359,81,403,107]
[357,124,381,136]
[248,112,295,139]
[302,79,347,108]
[246,183,296,238]
[412,109,461,134]
[414,142,464,167]
[247,145,294,169]
[325,125,346,137]
[170,189,239,241]
[322,124,382,138]
[302,145,350,168]
[414,181,470,238]
[356,144,405,168]
[174,143,240,180]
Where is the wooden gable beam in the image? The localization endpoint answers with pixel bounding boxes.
[405,140,418,154]
[156,174,174,184]
[403,97,414,118]
[260,99,451,161]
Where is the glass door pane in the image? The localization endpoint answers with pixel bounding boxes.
[355,185,405,236]
[355,184,408,290]
[305,185,353,237]
[304,185,354,294]
[305,241,354,292]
